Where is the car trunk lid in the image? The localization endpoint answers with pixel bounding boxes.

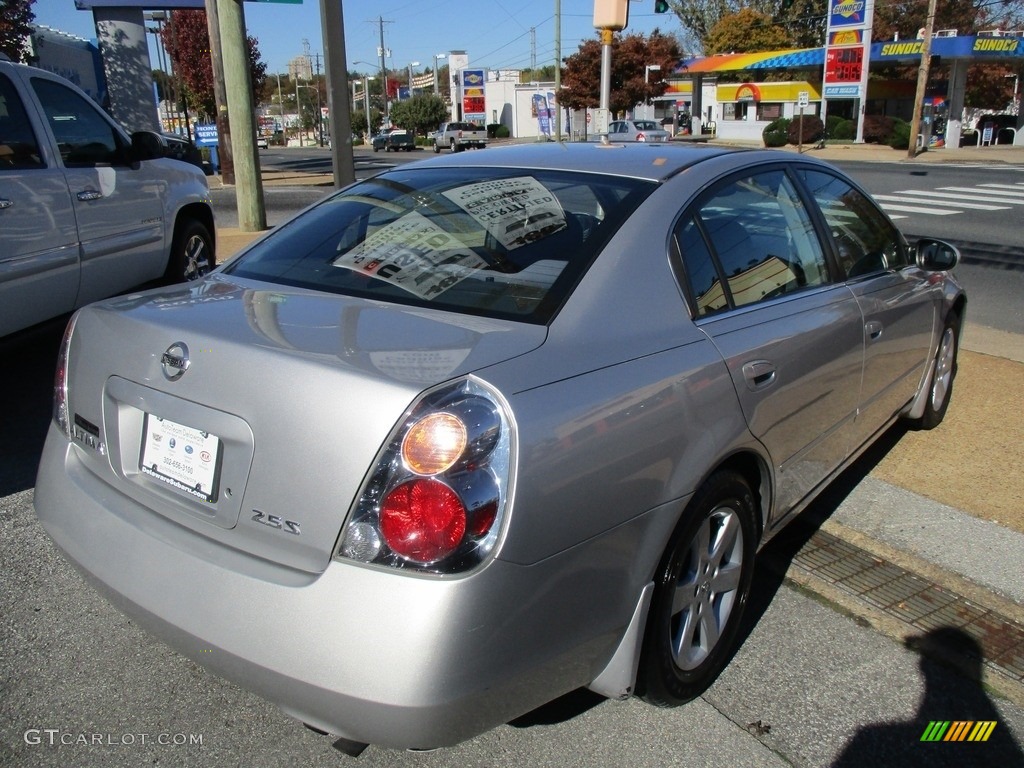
[65,275,545,574]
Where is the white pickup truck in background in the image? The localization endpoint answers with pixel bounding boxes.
[433,122,488,153]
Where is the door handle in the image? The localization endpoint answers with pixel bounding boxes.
[741,360,776,391]
[77,190,103,202]
[865,320,884,341]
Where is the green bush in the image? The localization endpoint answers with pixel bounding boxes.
[830,119,856,141]
[787,115,824,145]
[888,119,911,150]
[762,117,791,148]
[486,123,501,139]
[494,124,510,139]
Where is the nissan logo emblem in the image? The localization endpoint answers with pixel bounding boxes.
[161,342,190,380]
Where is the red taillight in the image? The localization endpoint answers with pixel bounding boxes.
[381,479,467,563]
[636,132,646,142]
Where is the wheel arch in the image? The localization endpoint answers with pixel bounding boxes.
[172,202,216,259]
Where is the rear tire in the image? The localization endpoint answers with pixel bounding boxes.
[164,219,213,284]
[450,139,459,153]
[433,142,441,154]
[910,312,960,430]
[637,471,756,706]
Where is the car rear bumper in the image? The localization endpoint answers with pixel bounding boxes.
[34,424,655,749]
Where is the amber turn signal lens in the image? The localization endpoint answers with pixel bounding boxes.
[402,412,467,475]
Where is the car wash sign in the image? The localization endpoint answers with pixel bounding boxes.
[823,0,873,99]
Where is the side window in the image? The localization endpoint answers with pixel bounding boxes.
[0,74,44,169]
[676,169,830,316]
[799,169,908,278]
[30,77,122,168]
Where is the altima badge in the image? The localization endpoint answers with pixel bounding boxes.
[161,342,190,380]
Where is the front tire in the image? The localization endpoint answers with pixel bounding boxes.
[637,471,757,707]
[433,142,441,154]
[164,219,213,284]
[910,312,960,430]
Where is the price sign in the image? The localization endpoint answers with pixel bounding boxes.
[825,45,864,84]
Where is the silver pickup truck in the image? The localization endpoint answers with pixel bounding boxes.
[0,55,215,337]
[433,121,488,153]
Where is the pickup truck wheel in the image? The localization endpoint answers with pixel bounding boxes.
[373,145,380,152]
[450,139,460,153]
[165,219,213,284]
[433,142,441,154]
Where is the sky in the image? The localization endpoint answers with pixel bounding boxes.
[30,0,682,76]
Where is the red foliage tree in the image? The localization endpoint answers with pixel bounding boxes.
[559,30,682,115]
[160,10,267,119]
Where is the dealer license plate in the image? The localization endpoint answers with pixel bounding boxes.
[140,414,221,502]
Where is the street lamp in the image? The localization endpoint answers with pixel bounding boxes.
[407,61,420,100]
[355,76,375,142]
[645,64,662,121]
[433,53,447,95]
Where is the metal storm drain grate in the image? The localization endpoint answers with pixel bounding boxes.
[790,529,1024,686]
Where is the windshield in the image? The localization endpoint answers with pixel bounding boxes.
[224,167,654,323]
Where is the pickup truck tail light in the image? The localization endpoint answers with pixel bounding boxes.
[337,377,515,573]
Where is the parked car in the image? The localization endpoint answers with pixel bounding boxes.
[370,130,391,151]
[607,119,671,142]
[35,143,964,753]
[161,133,204,169]
[0,55,215,337]
[256,135,269,149]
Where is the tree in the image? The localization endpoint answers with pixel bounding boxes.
[0,0,35,63]
[387,93,449,136]
[658,0,780,53]
[705,8,793,54]
[159,10,267,119]
[559,30,682,115]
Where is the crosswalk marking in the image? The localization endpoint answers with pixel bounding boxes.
[872,181,1024,219]
[893,189,1024,205]
[873,194,1009,211]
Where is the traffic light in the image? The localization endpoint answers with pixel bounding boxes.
[655,0,670,13]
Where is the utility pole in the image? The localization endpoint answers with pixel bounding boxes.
[321,0,355,186]
[377,16,391,125]
[554,0,561,142]
[219,0,266,231]
[908,0,938,158]
[203,0,234,184]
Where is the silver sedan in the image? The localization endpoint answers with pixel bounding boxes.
[607,119,671,142]
[35,143,965,753]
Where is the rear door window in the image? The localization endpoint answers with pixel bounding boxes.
[675,168,831,316]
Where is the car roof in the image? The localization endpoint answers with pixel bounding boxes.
[402,142,770,182]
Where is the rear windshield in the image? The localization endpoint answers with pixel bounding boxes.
[224,167,654,323]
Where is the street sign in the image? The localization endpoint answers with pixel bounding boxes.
[798,91,810,108]
[193,123,218,147]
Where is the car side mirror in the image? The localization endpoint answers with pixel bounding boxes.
[916,238,960,271]
[130,130,166,163]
